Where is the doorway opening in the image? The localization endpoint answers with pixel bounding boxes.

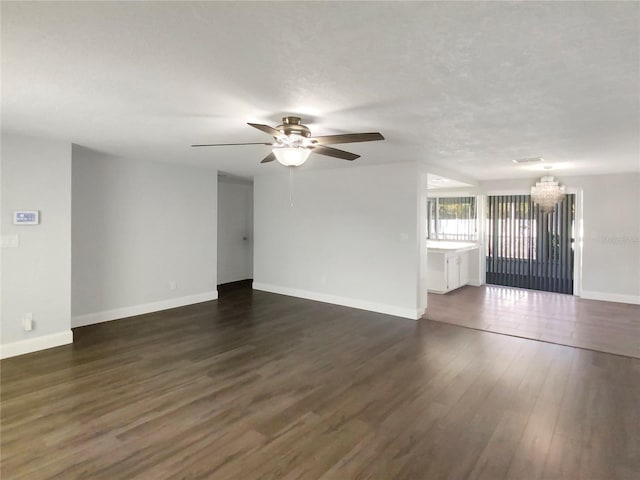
[217,173,254,293]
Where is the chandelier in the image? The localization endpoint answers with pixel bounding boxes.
[531,176,565,213]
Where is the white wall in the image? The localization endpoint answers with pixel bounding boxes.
[444,172,640,303]
[571,173,639,302]
[418,171,429,313]
[217,178,253,284]
[71,146,218,326]
[253,162,423,319]
[1,133,73,358]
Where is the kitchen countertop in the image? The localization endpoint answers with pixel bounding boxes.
[427,241,479,253]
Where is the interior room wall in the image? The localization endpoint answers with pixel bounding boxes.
[217,177,253,284]
[71,146,219,326]
[570,173,639,302]
[1,133,73,358]
[253,162,422,319]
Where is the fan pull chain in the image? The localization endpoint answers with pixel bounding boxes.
[289,166,294,207]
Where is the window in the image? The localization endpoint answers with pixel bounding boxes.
[427,196,477,241]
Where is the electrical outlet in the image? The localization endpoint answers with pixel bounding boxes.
[23,313,33,332]
[169,280,177,291]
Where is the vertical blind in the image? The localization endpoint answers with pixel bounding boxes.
[486,194,575,294]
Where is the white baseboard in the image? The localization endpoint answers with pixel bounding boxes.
[0,330,73,359]
[253,282,421,320]
[71,291,219,328]
[580,290,640,305]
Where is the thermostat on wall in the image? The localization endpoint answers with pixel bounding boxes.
[13,210,40,225]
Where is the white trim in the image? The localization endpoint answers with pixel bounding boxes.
[71,291,219,327]
[253,282,421,320]
[477,194,487,286]
[580,290,640,305]
[0,330,73,359]
[573,189,584,296]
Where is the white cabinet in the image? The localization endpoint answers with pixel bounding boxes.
[427,243,477,294]
[445,253,469,291]
[459,252,469,286]
[446,255,460,290]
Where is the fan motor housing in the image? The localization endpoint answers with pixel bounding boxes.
[276,116,311,138]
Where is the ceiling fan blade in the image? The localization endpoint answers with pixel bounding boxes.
[311,145,360,161]
[260,152,276,163]
[247,123,281,137]
[311,132,384,145]
[191,142,271,147]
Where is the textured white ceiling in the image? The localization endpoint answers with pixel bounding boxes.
[2,1,638,180]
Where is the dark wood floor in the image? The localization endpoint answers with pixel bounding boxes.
[426,285,640,358]
[1,288,639,479]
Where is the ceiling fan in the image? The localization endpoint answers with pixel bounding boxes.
[192,116,384,166]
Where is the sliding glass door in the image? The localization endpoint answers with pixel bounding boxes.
[486,194,575,294]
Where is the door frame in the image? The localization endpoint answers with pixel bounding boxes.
[483,188,583,296]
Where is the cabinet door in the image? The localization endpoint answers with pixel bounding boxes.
[459,251,469,286]
[446,255,460,290]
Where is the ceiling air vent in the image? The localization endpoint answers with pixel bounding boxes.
[513,157,544,164]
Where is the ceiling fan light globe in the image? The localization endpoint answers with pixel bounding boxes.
[273,147,311,167]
